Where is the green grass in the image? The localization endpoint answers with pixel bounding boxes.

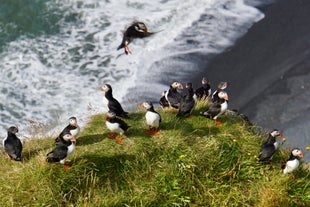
[1,101,309,207]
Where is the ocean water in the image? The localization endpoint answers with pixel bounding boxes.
[0,0,267,139]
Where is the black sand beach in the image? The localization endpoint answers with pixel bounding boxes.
[196,0,310,159]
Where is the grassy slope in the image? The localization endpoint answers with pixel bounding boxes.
[0,101,309,207]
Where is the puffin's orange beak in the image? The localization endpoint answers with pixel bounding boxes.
[178,84,184,89]
[225,95,229,101]
[299,152,304,158]
[70,137,77,142]
[99,86,104,91]
[279,131,283,137]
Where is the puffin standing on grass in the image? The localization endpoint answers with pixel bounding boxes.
[200,91,228,125]
[258,129,282,163]
[105,111,130,143]
[165,81,184,109]
[46,132,76,169]
[100,84,129,118]
[212,81,229,103]
[3,126,23,161]
[195,77,211,100]
[140,101,161,136]
[55,117,80,143]
[117,21,154,55]
[177,82,195,118]
[282,148,304,175]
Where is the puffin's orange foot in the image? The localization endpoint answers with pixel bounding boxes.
[145,129,153,135]
[108,133,116,139]
[153,130,159,136]
[214,119,223,126]
[116,137,123,143]
[64,165,71,170]
[125,45,131,55]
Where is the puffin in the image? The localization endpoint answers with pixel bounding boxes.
[100,84,129,118]
[195,77,211,100]
[159,90,169,108]
[3,126,23,161]
[105,111,130,142]
[212,81,229,103]
[177,82,196,117]
[258,129,282,163]
[55,117,80,143]
[139,101,161,136]
[200,91,228,125]
[46,132,76,169]
[282,148,304,175]
[165,81,184,109]
[117,21,154,55]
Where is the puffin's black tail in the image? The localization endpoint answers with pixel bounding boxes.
[46,153,60,163]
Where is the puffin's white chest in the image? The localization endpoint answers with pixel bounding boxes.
[145,111,160,127]
[70,127,80,137]
[220,101,228,113]
[106,121,123,134]
[283,159,299,174]
[67,143,76,156]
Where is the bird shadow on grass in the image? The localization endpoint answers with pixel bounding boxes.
[77,134,105,146]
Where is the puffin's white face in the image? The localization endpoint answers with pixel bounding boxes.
[270,130,281,137]
[171,82,183,89]
[291,148,304,158]
[100,84,110,92]
[141,102,152,110]
[107,111,116,118]
[63,133,75,142]
[218,82,228,90]
[8,126,19,134]
[202,77,208,85]
[69,117,78,127]
[135,22,147,32]
[218,91,228,100]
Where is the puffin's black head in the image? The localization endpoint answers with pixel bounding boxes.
[171,81,184,89]
[217,82,229,90]
[106,111,116,119]
[186,82,193,89]
[202,77,209,85]
[291,148,304,159]
[140,101,153,110]
[218,91,229,101]
[69,117,78,127]
[8,126,18,134]
[100,84,112,92]
[132,22,148,33]
[270,129,282,137]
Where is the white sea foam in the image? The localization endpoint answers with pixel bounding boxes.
[0,0,265,139]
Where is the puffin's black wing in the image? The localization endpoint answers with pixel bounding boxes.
[46,144,68,163]
[202,103,221,118]
[55,124,76,143]
[4,138,22,161]
[115,117,130,131]
[258,144,275,162]
[108,98,129,118]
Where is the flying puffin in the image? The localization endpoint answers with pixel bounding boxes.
[282,148,304,175]
[117,21,154,55]
[258,129,282,163]
[55,117,80,143]
[165,81,184,109]
[139,101,161,136]
[100,84,129,118]
[159,90,169,108]
[212,81,229,103]
[105,111,130,143]
[3,126,23,161]
[195,77,211,100]
[46,132,76,169]
[200,91,228,125]
[177,82,196,117]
